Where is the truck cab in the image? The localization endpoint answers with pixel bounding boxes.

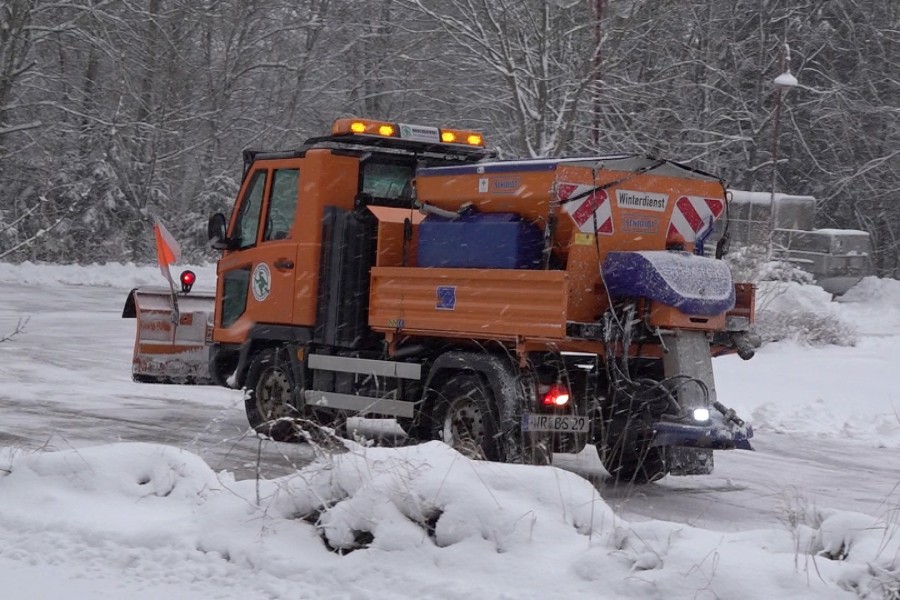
[207,118,491,390]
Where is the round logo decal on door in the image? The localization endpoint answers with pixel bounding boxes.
[251,262,272,302]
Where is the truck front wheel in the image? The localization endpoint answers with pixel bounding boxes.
[431,373,502,461]
[244,347,302,442]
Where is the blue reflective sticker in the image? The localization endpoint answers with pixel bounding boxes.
[436,286,457,310]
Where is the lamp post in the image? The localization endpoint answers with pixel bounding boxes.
[767,42,798,256]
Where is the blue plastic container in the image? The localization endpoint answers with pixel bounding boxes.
[417,212,543,269]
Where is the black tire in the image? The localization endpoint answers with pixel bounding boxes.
[244,347,302,442]
[431,373,502,461]
[601,436,668,483]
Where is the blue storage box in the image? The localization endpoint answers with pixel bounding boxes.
[417,212,543,269]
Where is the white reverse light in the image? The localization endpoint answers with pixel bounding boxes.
[692,408,711,422]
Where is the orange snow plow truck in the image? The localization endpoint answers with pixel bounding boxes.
[124,117,758,481]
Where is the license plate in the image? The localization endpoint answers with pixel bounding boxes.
[522,413,589,433]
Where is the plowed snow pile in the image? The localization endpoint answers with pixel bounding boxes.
[716,277,900,449]
[1,441,896,600]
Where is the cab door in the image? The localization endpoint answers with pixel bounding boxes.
[215,161,302,343]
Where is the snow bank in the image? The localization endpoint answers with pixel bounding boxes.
[716,276,900,448]
[754,280,858,346]
[0,261,217,291]
[1,441,891,599]
[838,276,900,336]
[815,510,900,599]
[841,276,900,305]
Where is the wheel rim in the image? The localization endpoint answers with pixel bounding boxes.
[256,366,293,422]
[443,397,487,460]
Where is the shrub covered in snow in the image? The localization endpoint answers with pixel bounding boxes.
[784,505,900,600]
[754,281,858,346]
[725,244,815,286]
[725,245,857,346]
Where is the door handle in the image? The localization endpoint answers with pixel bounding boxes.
[274,258,294,270]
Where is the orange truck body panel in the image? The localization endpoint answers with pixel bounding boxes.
[367,205,426,268]
[369,266,568,340]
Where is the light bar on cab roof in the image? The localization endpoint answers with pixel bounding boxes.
[439,128,484,147]
[331,117,485,148]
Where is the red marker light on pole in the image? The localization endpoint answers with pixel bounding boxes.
[180,270,196,294]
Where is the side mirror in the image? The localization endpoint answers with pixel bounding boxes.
[208,213,229,250]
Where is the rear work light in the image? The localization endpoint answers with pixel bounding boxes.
[332,118,486,148]
[692,407,710,422]
[542,384,570,407]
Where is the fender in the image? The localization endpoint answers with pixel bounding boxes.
[211,324,312,389]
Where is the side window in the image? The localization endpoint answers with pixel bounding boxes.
[264,168,299,241]
[361,162,415,200]
[234,171,267,249]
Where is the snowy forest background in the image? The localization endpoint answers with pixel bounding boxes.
[0,0,897,273]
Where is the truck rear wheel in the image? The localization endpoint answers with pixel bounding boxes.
[244,347,302,442]
[601,437,667,483]
[431,373,502,461]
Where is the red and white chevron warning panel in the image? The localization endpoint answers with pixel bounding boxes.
[559,183,614,235]
[667,195,725,241]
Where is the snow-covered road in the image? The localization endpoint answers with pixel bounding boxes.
[1,266,897,527]
[0,263,898,599]
[0,273,314,480]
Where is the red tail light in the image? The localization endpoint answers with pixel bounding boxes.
[542,384,570,407]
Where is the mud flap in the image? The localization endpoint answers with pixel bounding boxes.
[123,287,215,384]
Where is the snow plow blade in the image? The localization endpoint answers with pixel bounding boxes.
[122,288,215,384]
[651,415,754,451]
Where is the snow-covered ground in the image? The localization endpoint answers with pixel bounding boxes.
[0,262,898,599]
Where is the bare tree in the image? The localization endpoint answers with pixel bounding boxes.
[401,0,602,157]
[0,0,896,269]
[0,0,41,143]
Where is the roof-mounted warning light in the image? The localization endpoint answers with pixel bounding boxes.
[332,118,485,148]
[439,128,484,147]
[336,118,398,138]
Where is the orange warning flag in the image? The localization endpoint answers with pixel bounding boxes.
[153,218,181,284]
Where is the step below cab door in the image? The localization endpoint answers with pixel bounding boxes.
[215,161,302,343]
